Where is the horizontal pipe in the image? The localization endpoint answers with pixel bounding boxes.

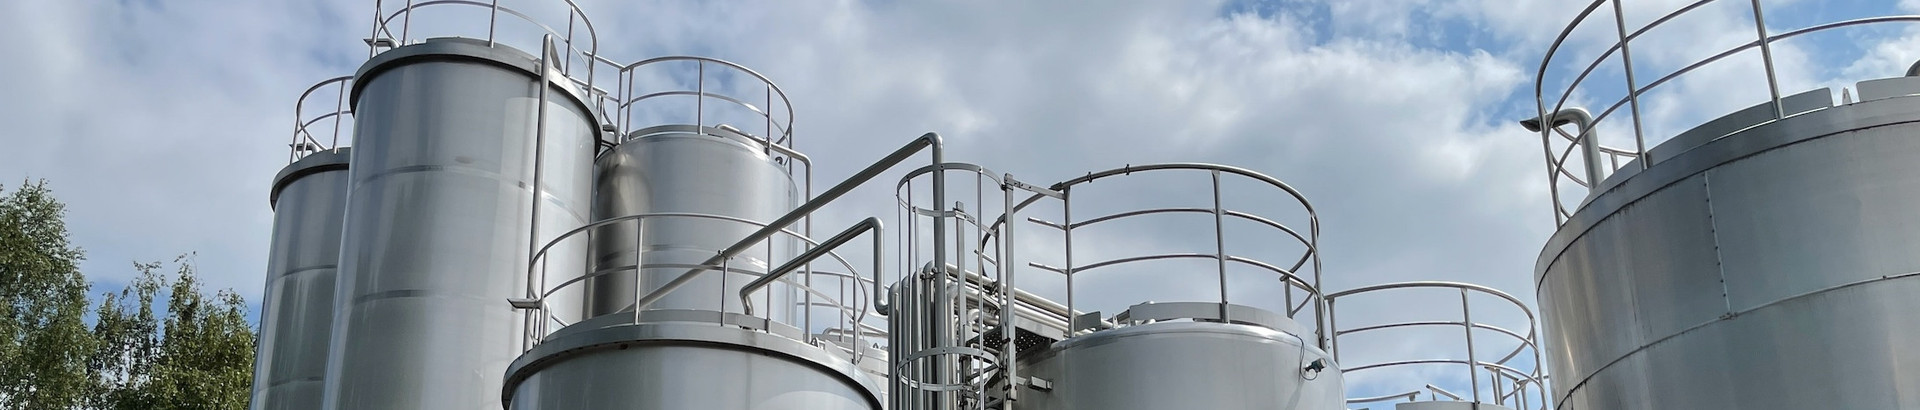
[632,132,941,313]
[741,217,881,316]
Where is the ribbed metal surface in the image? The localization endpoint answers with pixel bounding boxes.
[252,149,351,410]
[1013,322,1345,410]
[584,128,798,318]
[1537,93,1920,409]
[322,38,597,410]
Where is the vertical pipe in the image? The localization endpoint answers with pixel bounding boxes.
[1609,0,1649,167]
[527,36,552,334]
[1749,0,1785,118]
[1000,175,1018,403]
[1461,288,1481,403]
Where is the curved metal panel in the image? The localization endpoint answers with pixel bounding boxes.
[323,39,596,410]
[503,318,881,410]
[585,130,798,317]
[1013,322,1345,410]
[253,149,352,410]
[1538,94,1920,409]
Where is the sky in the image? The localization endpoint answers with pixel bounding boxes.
[2,0,1917,406]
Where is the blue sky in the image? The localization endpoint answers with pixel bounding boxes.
[3,0,1918,407]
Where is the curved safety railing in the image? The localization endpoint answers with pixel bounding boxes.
[1012,163,1325,345]
[510,212,885,364]
[614,56,797,154]
[289,76,354,162]
[366,0,615,115]
[1531,0,1920,224]
[1327,281,1548,410]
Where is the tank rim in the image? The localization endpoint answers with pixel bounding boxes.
[1536,94,1920,288]
[500,313,884,408]
[269,147,350,209]
[349,37,602,129]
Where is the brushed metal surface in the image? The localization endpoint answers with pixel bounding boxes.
[585,128,798,318]
[1537,94,1920,409]
[503,317,881,410]
[323,39,597,410]
[253,149,351,410]
[1013,321,1345,410]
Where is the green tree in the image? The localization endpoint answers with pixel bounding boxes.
[0,180,95,408]
[89,257,255,410]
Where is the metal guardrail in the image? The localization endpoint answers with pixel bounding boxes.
[1530,0,1920,224]
[1327,281,1548,410]
[513,212,882,365]
[1014,163,1325,344]
[613,56,798,159]
[289,76,354,163]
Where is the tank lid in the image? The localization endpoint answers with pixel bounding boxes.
[269,147,350,209]
[350,37,600,127]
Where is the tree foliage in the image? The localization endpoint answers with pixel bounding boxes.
[90,257,255,410]
[0,180,95,408]
[0,181,256,410]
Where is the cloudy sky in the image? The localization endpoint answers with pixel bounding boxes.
[3,0,1916,405]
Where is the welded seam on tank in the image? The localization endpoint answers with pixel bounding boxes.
[351,164,592,223]
[270,264,338,279]
[1550,270,1920,406]
[1701,173,1734,315]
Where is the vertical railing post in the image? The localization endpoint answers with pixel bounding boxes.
[1210,170,1230,322]
[1749,0,1785,119]
[1609,0,1650,168]
[485,0,499,47]
[1461,288,1481,403]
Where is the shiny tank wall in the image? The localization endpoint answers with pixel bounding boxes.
[584,128,797,318]
[252,149,351,410]
[1536,92,1920,409]
[501,315,882,410]
[323,38,596,410]
[1013,322,1346,410]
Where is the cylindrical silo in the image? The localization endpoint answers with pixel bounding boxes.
[323,37,597,410]
[1534,79,1920,409]
[583,125,798,318]
[252,148,351,410]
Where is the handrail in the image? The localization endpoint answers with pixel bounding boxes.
[516,211,879,362]
[743,217,882,316]
[1009,163,1325,347]
[289,76,354,163]
[615,56,797,151]
[1529,0,1920,224]
[367,0,603,103]
[1326,281,1547,409]
[633,132,943,314]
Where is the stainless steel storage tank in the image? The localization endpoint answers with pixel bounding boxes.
[500,56,885,410]
[581,56,802,320]
[323,37,598,409]
[585,124,798,317]
[253,148,351,410]
[1528,4,1920,408]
